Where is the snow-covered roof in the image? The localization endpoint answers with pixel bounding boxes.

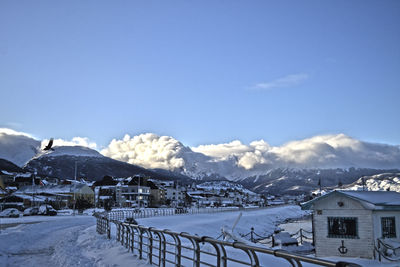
[302,190,400,211]
[340,191,400,205]
[17,184,91,194]
[13,193,55,202]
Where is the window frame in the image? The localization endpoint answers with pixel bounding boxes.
[381,216,396,238]
[327,217,359,239]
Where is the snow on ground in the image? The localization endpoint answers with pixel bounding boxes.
[0,215,148,267]
[1,205,400,266]
[136,205,307,239]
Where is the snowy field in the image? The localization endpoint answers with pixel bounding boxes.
[1,205,399,266]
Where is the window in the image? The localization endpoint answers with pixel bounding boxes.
[382,217,396,238]
[328,217,358,238]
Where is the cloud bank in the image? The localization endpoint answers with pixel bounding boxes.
[101,133,186,170]
[0,128,40,166]
[194,134,400,170]
[102,133,400,179]
[1,127,399,178]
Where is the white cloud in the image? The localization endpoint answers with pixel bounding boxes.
[251,73,309,90]
[101,133,186,170]
[101,132,400,179]
[41,137,97,150]
[0,128,34,138]
[193,134,400,170]
[0,128,40,166]
[192,140,252,159]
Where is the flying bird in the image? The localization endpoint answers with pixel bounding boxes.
[43,138,54,151]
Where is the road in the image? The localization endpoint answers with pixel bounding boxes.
[0,216,95,266]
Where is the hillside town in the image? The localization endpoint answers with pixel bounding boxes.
[0,170,276,212]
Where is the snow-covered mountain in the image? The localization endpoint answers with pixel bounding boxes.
[24,145,191,182]
[38,146,103,158]
[341,172,400,192]
[238,168,400,195]
[2,128,400,195]
[0,129,40,166]
[101,133,400,182]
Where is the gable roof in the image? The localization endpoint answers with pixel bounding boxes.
[301,190,400,211]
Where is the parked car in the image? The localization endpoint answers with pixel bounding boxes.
[0,208,21,218]
[38,204,57,216]
[23,207,39,216]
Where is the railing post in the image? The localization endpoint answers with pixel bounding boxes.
[300,229,303,245]
[107,220,111,239]
[138,227,144,259]
[146,228,153,265]
[117,223,121,242]
[131,226,136,253]
[378,240,381,262]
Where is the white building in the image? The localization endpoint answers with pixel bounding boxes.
[164,184,186,206]
[302,190,400,259]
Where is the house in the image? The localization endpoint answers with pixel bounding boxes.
[147,180,165,207]
[302,190,400,259]
[163,182,187,207]
[120,177,151,208]
[93,176,118,207]
[16,184,95,208]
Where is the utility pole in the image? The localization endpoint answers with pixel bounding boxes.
[32,171,37,207]
[73,161,77,216]
[318,178,322,196]
[138,176,141,208]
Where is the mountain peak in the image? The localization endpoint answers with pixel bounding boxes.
[38,146,104,158]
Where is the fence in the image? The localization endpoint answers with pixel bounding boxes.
[374,238,400,262]
[239,227,313,248]
[106,207,261,221]
[94,211,360,267]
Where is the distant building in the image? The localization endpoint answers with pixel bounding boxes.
[147,180,165,207]
[120,177,150,208]
[19,184,94,207]
[302,190,400,259]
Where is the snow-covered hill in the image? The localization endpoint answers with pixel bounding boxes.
[24,145,191,182]
[342,172,400,192]
[197,181,258,195]
[38,146,104,158]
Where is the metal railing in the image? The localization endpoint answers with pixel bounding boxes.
[94,211,360,267]
[239,228,313,248]
[374,238,400,262]
[106,206,263,221]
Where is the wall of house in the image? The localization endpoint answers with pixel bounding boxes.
[77,186,95,204]
[372,210,400,241]
[313,194,374,259]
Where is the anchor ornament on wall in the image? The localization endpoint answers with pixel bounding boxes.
[338,240,348,254]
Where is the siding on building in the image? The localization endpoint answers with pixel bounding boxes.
[313,195,374,258]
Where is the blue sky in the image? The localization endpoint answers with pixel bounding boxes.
[1,0,399,148]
